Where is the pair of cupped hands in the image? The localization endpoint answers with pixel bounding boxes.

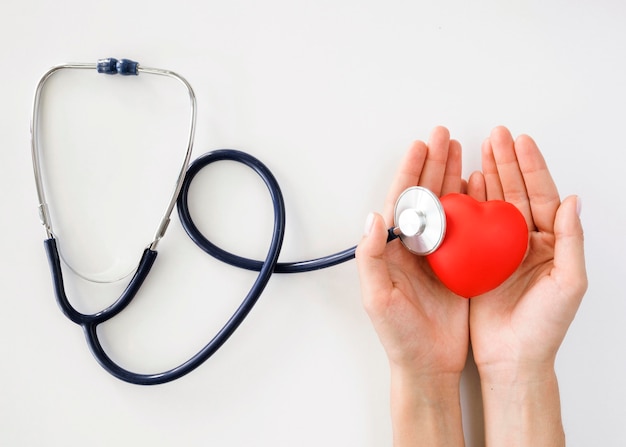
[355,126,587,382]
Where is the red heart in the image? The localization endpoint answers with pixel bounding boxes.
[426,194,528,298]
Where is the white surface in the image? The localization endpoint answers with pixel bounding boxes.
[2,0,625,445]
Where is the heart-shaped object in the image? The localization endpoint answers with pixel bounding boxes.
[426,194,528,298]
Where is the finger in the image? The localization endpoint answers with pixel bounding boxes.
[514,134,561,233]
[552,195,588,301]
[355,213,394,315]
[417,126,451,196]
[461,178,468,195]
[467,171,487,202]
[489,126,534,227]
[383,140,428,222]
[481,137,504,201]
[441,139,463,196]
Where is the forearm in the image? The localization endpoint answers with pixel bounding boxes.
[390,367,465,447]
[479,365,564,447]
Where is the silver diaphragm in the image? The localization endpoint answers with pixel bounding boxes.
[393,186,446,255]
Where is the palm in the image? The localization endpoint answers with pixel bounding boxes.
[382,243,469,373]
[467,127,587,372]
[470,231,559,368]
[357,127,470,375]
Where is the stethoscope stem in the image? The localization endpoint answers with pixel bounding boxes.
[44,238,158,326]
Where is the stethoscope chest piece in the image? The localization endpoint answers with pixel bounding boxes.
[393,186,446,255]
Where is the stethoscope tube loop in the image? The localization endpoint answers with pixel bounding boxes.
[42,150,288,385]
[177,148,287,266]
[177,149,358,273]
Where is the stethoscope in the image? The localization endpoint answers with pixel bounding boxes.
[31,58,446,385]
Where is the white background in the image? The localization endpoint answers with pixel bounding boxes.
[2,0,625,445]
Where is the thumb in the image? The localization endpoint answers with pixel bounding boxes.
[552,195,588,298]
[355,212,394,310]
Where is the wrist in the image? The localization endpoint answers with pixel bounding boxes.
[390,365,462,399]
[479,364,564,447]
[477,358,557,387]
[389,366,464,447]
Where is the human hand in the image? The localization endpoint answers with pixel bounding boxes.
[467,126,587,446]
[356,126,469,377]
[467,126,587,378]
[356,127,469,446]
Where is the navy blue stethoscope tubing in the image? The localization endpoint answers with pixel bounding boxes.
[177,149,360,273]
[46,148,396,385]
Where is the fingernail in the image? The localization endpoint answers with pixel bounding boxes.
[576,196,582,217]
[364,212,375,236]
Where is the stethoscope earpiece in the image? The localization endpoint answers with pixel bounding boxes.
[393,186,446,256]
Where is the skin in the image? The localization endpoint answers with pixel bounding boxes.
[467,127,587,446]
[356,126,587,446]
[356,127,469,446]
